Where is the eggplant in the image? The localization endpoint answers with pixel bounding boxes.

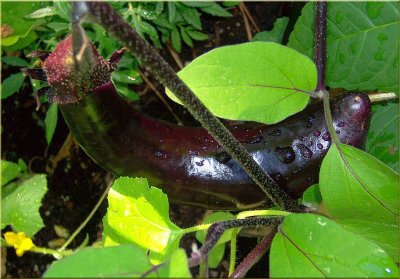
[26,35,372,210]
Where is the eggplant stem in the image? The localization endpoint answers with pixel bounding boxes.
[314,1,327,92]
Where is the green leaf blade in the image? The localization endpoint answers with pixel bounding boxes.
[320,144,399,260]
[270,214,399,278]
[288,2,399,94]
[1,174,48,236]
[44,104,58,145]
[1,73,25,99]
[166,42,317,124]
[102,177,183,262]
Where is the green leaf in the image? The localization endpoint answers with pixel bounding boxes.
[112,69,142,85]
[288,2,399,93]
[200,3,232,17]
[1,56,29,67]
[166,42,317,124]
[103,177,183,263]
[252,17,289,44]
[1,160,25,186]
[171,26,181,53]
[195,212,235,268]
[180,27,193,47]
[270,214,398,277]
[1,2,46,48]
[1,73,25,99]
[301,184,322,208]
[320,144,399,261]
[179,7,202,30]
[1,174,47,236]
[25,6,57,19]
[113,82,139,101]
[44,103,58,145]
[44,245,191,278]
[53,1,72,22]
[43,245,152,277]
[366,102,399,172]
[186,30,208,41]
[182,2,213,8]
[46,22,70,32]
[168,2,176,23]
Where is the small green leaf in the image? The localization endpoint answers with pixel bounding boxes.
[320,144,399,261]
[179,7,202,30]
[180,27,193,47]
[171,26,181,53]
[46,22,70,32]
[44,103,58,145]
[288,2,399,93]
[301,184,322,208]
[158,248,192,278]
[1,56,29,67]
[1,174,48,236]
[25,6,57,19]
[1,160,25,186]
[366,102,399,172]
[168,2,176,23]
[103,177,183,263]
[112,69,142,84]
[186,30,208,41]
[113,82,139,101]
[270,214,398,278]
[252,17,289,43]
[200,3,232,17]
[1,73,25,99]
[166,42,317,124]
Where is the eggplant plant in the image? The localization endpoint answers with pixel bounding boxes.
[2,1,398,278]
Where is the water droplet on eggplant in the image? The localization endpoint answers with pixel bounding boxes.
[297,144,313,159]
[317,143,323,150]
[274,146,296,164]
[337,122,345,127]
[268,129,281,136]
[313,130,321,137]
[322,132,331,141]
[154,149,167,160]
[248,135,263,144]
[196,160,204,166]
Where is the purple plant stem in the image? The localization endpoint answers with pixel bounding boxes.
[230,226,278,278]
[188,217,283,267]
[314,1,328,92]
[77,2,304,213]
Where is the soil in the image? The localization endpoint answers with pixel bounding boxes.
[1,2,303,278]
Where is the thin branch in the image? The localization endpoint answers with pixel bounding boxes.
[239,3,253,41]
[230,226,277,278]
[314,1,327,92]
[81,2,304,212]
[241,3,261,33]
[188,217,283,267]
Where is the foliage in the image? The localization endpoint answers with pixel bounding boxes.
[1,1,398,278]
[1,160,48,237]
[166,42,317,124]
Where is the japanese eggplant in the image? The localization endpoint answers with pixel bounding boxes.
[25,35,372,210]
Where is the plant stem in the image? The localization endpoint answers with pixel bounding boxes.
[58,179,113,251]
[314,1,327,92]
[188,217,283,267]
[230,226,277,278]
[78,2,303,213]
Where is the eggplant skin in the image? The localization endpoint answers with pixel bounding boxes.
[59,82,372,209]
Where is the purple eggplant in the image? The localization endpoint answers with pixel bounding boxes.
[25,35,372,209]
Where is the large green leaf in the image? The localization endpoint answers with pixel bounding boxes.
[102,177,183,263]
[166,42,317,124]
[288,2,399,94]
[43,245,191,278]
[366,102,399,172]
[1,174,47,236]
[320,144,399,261]
[270,214,398,278]
[1,2,47,48]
